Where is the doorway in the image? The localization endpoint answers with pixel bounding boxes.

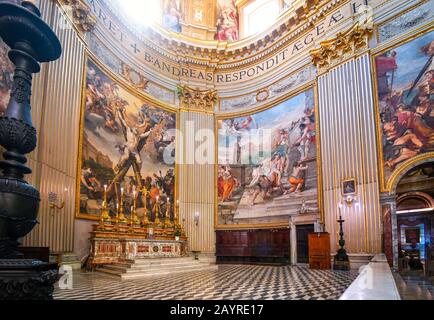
[394,162,434,277]
[296,224,314,263]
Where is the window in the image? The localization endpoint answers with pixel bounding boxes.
[241,0,281,38]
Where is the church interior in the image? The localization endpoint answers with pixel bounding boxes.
[0,0,433,301]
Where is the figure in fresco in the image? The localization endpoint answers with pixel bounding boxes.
[215,0,239,42]
[79,61,176,219]
[223,166,238,201]
[115,107,151,174]
[375,33,434,175]
[286,161,308,194]
[0,42,14,116]
[80,167,102,199]
[217,88,318,226]
[163,0,182,33]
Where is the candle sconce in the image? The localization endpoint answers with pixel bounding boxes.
[194,211,200,226]
[48,190,66,211]
[343,195,358,208]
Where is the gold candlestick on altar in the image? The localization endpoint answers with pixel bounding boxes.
[141,187,149,226]
[174,199,180,228]
[114,203,119,224]
[100,184,110,224]
[131,190,140,226]
[153,195,161,226]
[118,188,126,223]
[165,197,172,226]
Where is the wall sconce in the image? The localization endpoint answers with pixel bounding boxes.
[343,195,358,208]
[194,211,200,226]
[49,188,68,211]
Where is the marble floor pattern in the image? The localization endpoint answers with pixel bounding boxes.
[393,272,434,300]
[54,265,358,300]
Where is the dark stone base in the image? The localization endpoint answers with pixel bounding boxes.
[333,249,350,271]
[0,259,58,300]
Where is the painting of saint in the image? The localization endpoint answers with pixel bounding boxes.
[78,60,176,221]
[215,0,239,42]
[374,31,434,184]
[162,0,182,33]
[217,88,319,226]
[0,40,14,117]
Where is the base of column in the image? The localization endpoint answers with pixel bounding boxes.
[191,251,216,264]
[0,259,59,300]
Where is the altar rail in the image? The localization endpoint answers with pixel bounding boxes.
[339,254,401,300]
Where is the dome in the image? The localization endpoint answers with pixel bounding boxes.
[105,0,293,43]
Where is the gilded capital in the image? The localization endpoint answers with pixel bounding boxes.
[177,85,217,113]
[58,0,97,34]
[310,23,373,73]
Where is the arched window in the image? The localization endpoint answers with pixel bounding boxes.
[240,0,282,38]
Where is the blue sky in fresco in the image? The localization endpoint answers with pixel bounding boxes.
[388,30,433,91]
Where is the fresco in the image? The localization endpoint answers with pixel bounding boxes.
[0,40,14,117]
[217,88,318,226]
[78,59,176,220]
[374,30,434,183]
[162,0,183,33]
[215,0,239,42]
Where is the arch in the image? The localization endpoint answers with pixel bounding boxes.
[386,152,434,195]
[396,192,434,211]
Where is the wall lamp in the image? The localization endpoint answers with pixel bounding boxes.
[194,211,200,226]
[49,188,68,211]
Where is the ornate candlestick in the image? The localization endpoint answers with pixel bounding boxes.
[175,199,180,228]
[100,184,110,224]
[141,187,149,226]
[130,190,140,226]
[333,206,350,270]
[0,0,62,299]
[164,197,172,227]
[153,195,161,226]
[115,203,119,224]
[118,188,126,224]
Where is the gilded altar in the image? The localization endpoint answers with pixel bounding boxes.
[87,224,188,268]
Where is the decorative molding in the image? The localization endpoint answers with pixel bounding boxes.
[58,0,97,34]
[177,85,217,112]
[310,23,373,73]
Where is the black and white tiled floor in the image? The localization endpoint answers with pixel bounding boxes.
[54,265,358,300]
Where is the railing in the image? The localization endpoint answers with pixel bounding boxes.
[339,254,401,300]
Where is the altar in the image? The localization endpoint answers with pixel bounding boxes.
[87,225,188,268]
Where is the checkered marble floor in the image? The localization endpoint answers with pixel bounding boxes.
[54,265,358,300]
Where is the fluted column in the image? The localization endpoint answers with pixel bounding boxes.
[312,24,382,255]
[177,86,216,258]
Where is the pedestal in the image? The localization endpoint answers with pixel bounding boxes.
[0,259,58,300]
[333,249,351,271]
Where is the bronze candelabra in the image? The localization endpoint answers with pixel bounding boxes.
[0,0,62,299]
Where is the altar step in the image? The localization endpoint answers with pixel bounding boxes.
[96,257,218,280]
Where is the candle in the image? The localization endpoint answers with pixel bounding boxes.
[133,190,136,198]
[121,187,124,195]
[156,196,159,202]
[167,197,170,203]
[104,184,107,191]
[131,206,133,212]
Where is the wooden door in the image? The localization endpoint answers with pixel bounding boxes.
[296,224,315,263]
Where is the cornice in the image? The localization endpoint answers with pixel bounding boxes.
[98,0,342,66]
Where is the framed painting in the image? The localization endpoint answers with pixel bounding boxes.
[76,57,177,221]
[215,87,321,228]
[341,178,356,196]
[373,28,434,191]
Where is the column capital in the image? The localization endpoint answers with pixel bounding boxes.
[310,23,373,74]
[177,85,217,113]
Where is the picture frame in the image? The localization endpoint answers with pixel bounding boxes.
[341,178,356,196]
